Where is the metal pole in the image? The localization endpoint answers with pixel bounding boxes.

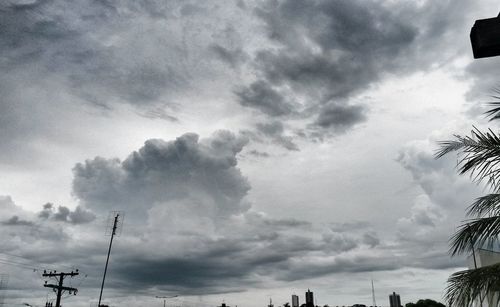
[156,295,178,307]
[98,214,119,307]
[467,224,483,307]
[467,224,478,269]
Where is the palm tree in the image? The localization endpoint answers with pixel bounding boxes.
[436,103,500,306]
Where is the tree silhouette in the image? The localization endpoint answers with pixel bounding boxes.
[405,299,445,307]
[436,101,500,306]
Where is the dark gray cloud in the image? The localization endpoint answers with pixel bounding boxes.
[210,43,248,68]
[274,254,401,282]
[256,121,299,151]
[329,221,370,233]
[362,233,380,248]
[108,223,386,294]
[138,107,179,122]
[235,81,295,117]
[246,149,270,158]
[236,0,417,131]
[0,0,188,107]
[263,218,311,229]
[0,0,250,164]
[2,216,34,226]
[235,0,478,138]
[72,131,251,218]
[0,198,70,251]
[38,203,54,219]
[314,103,366,132]
[38,203,95,224]
[115,252,257,293]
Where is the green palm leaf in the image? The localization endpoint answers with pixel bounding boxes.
[449,217,500,256]
[445,263,500,307]
[467,193,500,217]
[435,127,500,190]
[485,100,500,121]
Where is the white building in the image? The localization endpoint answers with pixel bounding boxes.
[467,249,500,307]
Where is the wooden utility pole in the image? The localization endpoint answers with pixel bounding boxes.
[43,270,79,307]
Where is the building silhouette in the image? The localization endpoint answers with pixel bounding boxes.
[292,294,299,307]
[305,289,314,307]
[389,292,401,307]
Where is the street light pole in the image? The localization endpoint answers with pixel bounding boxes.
[155,295,178,307]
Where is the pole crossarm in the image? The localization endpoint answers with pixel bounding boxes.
[44,284,78,292]
[42,271,79,278]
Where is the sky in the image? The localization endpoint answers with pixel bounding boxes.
[1,0,500,306]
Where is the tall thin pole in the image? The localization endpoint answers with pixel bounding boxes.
[98,214,119,307]
[467,224,482,307]
[467,224,478,269]
[371,279,377,307]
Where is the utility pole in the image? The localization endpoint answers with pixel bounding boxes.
[98,212,124,307]
[42,270,79,307]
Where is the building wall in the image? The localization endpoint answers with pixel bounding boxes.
[467,249,500,307]
[389,292,401,307]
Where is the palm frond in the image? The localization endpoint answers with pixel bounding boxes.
[485,100,500,121]
[435,135,471,159]
[446,263,500,307]
[449,217,500,256]
[467,193,500,217]
[435,127,500,190]
[485,89,500,121]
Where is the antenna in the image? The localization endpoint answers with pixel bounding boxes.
[371,279,377,307]
[105,211,125,237]
[98,211,124,307]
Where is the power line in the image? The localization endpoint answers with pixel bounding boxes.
[0,252,82,273]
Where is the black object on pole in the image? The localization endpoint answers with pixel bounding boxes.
[471,13,500,59]
[42,270,79,307]
[98,213,120,307]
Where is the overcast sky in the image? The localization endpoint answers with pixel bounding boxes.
[1,0,500,306]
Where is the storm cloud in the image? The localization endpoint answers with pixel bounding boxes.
[72,131,251,220]
[234,0,479,141]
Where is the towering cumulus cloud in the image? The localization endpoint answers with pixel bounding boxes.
[72,131,251,219]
